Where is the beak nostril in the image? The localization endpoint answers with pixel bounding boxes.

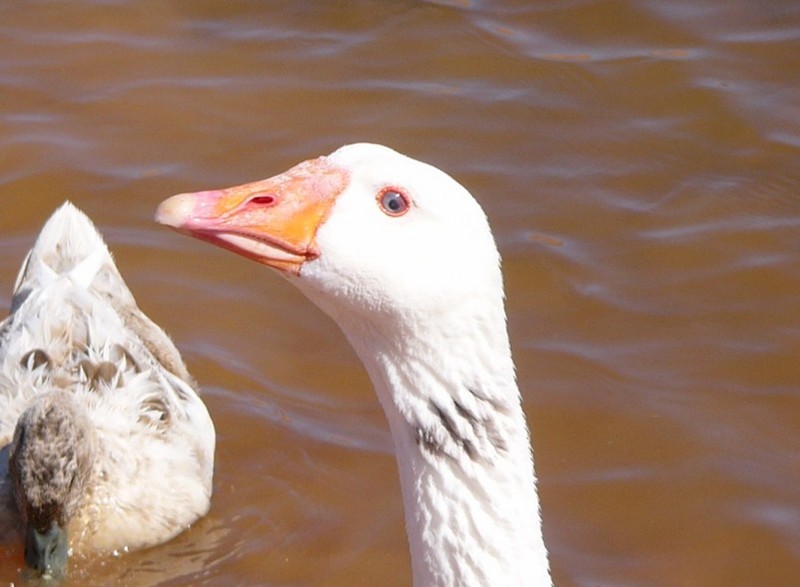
[249,195,276,206]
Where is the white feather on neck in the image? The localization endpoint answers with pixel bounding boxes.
[297,270,550,587]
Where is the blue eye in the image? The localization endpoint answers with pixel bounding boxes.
[378,189,410,216]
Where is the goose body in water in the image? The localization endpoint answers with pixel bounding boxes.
[0,202,215,577]
[157,143,550,586]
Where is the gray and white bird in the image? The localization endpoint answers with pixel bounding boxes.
[0,202,215,578]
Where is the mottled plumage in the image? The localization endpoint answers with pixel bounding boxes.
[0,202,215,577]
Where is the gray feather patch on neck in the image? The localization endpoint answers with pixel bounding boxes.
[414,386,512,463]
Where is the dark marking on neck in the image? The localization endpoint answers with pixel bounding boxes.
[430,401,477,460]
[415,425,447,458]
[413,387,512,462]
[466,387,509,454]
[467,386,511,416]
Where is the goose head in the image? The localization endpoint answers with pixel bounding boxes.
[8,391,96,578]
[156,143,503,335]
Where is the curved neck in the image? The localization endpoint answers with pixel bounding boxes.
[333,300,551,586]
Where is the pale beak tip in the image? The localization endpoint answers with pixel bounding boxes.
[155,193,197,228]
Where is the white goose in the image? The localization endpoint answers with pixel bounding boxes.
[0,203,215,578]
[157,143,551,586]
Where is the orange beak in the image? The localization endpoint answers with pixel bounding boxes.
[155,156,349,275]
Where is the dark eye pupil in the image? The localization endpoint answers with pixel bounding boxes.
[381,190,407,214]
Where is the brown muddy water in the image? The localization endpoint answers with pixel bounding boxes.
[0,1,799,585]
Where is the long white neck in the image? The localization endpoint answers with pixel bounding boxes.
[322,293,551,587]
